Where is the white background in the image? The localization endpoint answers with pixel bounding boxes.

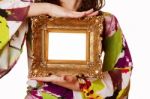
[0,0,150,98]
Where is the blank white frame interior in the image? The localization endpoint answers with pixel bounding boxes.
[48,32,87,60]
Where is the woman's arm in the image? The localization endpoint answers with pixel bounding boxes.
[30,75,80,91]
[28,3,99,18]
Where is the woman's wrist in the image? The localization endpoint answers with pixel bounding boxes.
[46,3,66,17]
[27,3,51,17]
[44,3,54,16]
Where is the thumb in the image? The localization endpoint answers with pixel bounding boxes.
[67,11,85,18]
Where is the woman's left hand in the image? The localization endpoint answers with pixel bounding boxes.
[30,75,80,91]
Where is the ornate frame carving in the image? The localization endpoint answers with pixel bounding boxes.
[29,15,104,79]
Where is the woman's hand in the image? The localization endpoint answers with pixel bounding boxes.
[48,3,99,18]
[30,75,80,91]
[28,3,99,18]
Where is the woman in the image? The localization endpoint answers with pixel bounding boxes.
[0,0,133,99]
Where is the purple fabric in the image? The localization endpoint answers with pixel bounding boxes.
[43,83,73,99]
[6,7,30,21]
[115,36,133,68]
[30,90,42,99]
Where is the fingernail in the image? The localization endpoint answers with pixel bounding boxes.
[90,8,94,11]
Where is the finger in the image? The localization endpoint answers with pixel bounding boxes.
[29,75,64,82]
[67,11,86,18]
[68,9,94,18]
[86,11,99,17]
[84,8,94,15]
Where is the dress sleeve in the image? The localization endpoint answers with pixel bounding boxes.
[0,0,31,78]
[79,12,133,98]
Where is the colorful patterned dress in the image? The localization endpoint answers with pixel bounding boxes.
[0,0,133,99]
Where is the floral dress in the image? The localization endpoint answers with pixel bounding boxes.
[0,0,133,99]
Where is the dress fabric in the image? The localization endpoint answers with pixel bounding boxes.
[0,0,133,99]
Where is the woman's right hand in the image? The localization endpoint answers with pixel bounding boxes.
[30,75,80,91]
[28,3,99,18]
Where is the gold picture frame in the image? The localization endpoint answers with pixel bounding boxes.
[29,15,104,79]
